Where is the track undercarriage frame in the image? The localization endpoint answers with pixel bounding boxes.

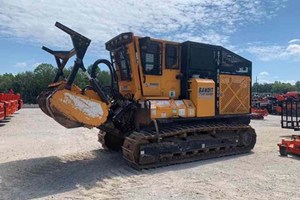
[99,117,256,169]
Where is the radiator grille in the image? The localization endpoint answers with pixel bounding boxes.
[219,75,250,115]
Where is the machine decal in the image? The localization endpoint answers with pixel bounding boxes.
[178,109,185,116]
[121,85,130,91]
[145,83,159,87]
[236,67,249,73]
[161,112,167,118]
[169,90,176,98]
[199,87,214,98]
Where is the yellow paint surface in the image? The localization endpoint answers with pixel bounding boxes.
[189,78,215,117]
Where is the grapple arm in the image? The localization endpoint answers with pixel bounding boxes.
[38,22,111,129]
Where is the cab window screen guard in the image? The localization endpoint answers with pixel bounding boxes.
[140,41,162,75]
[165,44,178,69]
[112,48,131,81]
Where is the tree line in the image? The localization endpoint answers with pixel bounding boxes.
[252,82,300,94]
[0,64,111,103]
[1,63,299,103]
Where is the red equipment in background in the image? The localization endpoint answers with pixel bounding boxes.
[285,91,300,99]
[0,93,12,117]
[278,135,300,156]
[0,101,4,120]
[279,99,300,157]
[252,91,300,115]
[0,92,23,120]
[250,108,268,120]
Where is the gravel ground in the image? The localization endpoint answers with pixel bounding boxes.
[0,108,299,200]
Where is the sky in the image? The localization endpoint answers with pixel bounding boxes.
[0,0,299,84]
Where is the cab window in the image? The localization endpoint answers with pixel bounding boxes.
[140,41,162,75]
[165,44,179,69]
[113,48,131,81]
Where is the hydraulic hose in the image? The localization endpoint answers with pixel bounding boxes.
[91,59,116,90]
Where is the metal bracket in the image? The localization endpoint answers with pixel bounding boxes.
[42,46,76,82]
[153,120,161,142]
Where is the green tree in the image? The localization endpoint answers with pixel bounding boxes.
[260,83,272,93]
[0,73,15,92]
[271,81,296,94]
[252,82,259,93]
[34,63,56,91]
[14,71,37,103]
[295,81,300,92]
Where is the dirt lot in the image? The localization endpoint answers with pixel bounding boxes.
[0,109,299,200]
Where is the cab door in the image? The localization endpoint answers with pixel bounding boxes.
[139,40,162,96]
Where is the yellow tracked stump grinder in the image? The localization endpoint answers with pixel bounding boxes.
[38,22,256,168]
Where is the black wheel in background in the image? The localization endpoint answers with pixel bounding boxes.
[279,146,288,156]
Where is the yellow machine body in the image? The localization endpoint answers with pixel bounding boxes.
[41,33,252,128]
[106,34,250,121]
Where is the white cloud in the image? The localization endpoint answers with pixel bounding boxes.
[256,71,270,84]
[33,62,42,68]
[286,44,300,57]
[256,78,296,85]
[279,80,296,85]
[14,62,27,68]
[257,79,271,84]
[246,43,300,62]
[289,39,300,44]
[0,0,286,55]
[259,71,269,76]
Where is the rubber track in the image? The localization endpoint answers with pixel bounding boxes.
[122,123,256,169]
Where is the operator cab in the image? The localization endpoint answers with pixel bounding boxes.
[105,33,181,100]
